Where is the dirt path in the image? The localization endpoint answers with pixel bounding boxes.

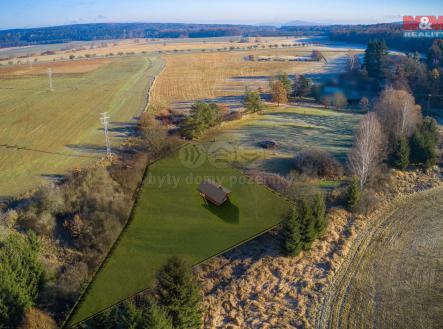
[315,187,443,329]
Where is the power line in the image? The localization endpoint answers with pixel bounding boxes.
[47,68,54,91]
[100,112,112,157]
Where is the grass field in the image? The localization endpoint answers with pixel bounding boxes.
[68,145,290,325]
[150,50,349,110]
[316,187,443,329]
[214,106,362,174]
[0,56,164,197]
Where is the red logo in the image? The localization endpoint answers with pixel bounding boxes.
[403,16,443,31]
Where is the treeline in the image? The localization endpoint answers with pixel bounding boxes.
[0,23,279,48]
[328,23,435,53]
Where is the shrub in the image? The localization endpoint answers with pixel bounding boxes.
[18,308,56,329]
[346,177,361,212]
[53,261,89,304]
[2,210,18,228]
[243,90,264,113]
[358,188,380,215]
[224,111,243,121]
[19,208,56,237]
[312,193,327,238]
[293,149,343,178]
[141,121,181,159]
[332,93,348,108]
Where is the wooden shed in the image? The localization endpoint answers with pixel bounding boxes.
[198,180,231,206]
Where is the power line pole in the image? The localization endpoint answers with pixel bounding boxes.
[100,112,112,157]
[48,68,54,91]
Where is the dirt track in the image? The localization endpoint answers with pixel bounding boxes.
[315,187,443,329]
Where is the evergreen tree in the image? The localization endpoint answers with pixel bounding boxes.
[277,73,292,97]
[346,177,361,212]
[410,117,439,169]
[0,233,43,328]
[299,199,316,250]
[312,193,327,238]
[157,257,203,329]
[364,40,388,80]
[243,89,264,113]
[294,75,312,97]
[282,207,302,256]
[391,136,410,170]
[141,298,173,329]
[182,102,221,139]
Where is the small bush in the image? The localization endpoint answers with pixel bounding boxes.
[224,111,243,121]
[358,188,380,215]
[346,177,361,212]
[293,149,343,178]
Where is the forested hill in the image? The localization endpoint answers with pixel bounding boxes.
[0,23,280,48]
[328,23,435,53]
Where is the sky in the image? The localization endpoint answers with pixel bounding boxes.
[0,0,442,30]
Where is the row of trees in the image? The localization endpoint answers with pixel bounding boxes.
[346,88,440,211]
[282,194,327,256]
[269,74,313,106]
[82,257,202,329]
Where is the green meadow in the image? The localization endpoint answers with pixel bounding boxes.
[216,106,361,174]
[68,146,290,325]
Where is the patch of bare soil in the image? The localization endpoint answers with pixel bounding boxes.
[195,167,442,328]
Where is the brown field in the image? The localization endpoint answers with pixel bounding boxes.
[0,37,293,64]
[151,49,348,110]
[0,58,112,76]
[316,187,443,329]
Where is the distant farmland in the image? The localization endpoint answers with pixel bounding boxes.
[150,49,350,110]
[0,56,164,196]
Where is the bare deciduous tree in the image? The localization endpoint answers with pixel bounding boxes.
[374,88,421,142]
[348,113,385,189]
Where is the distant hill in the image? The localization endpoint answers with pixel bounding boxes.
[0,22,281,48]
[283,20,321,27]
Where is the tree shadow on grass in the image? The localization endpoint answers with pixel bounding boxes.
[202,199,240,224]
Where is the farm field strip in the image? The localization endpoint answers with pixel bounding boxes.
[151,49,353,111]
[0,55,164,196]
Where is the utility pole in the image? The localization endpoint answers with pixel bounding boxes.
[100,112,112,157]
[48,68,54,91]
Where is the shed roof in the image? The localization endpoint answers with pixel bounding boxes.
[198,180,231,205]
